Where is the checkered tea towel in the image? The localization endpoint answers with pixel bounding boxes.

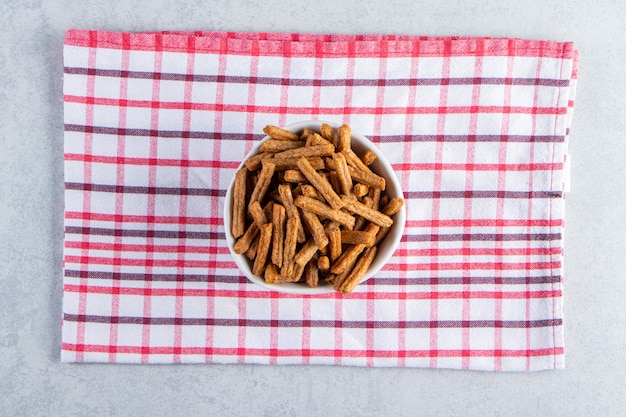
[62,29,578,371]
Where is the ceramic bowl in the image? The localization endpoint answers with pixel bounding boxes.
[223,120,405,294]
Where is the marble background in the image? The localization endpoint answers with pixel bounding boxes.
[1,0,624,416]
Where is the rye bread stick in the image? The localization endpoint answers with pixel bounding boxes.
[233,222,259,254]
[245,235,260,260]
[300,184,325,201]
[331,243,366,275]
[294,239,319,267]
[271,204,286,268]
[340,195,393,228]
[368,187,382,210]
[337,124,351,152]
[348,166,386,190]
[326,221,342,262]
[353,183,369,198]
[339,246,377,294]
[273,143,335,159]
[263,125,300,141]
[264,263,280,284]
[305,261,319,288]
[252,223,273,276]
[331,223,380,274]
[260,139,305,152]
[263,201,275,222]
[340,230,375,246]
[305,132,332,147]
[231,167,248,238]
[342,148,370,172]
[320,123,334,141]
[266,263,298,284]
[249,160,276,203]
[353,196,373,231]
[333,152,353,197]
[296,157,344,210]
[281,217,299,278]
[373,199,404,245]
[277,184,306,243]
[283,169,309,183]
[300,128,315,140]
[382,197,404,216]
[291,262,305,282]
[332,254,359,291]
[317,255,330,273]
[360,149,377,166]
[293,195,355,230]
[300,209,329,249]
[244,152,274,171]
[248,200,268,227]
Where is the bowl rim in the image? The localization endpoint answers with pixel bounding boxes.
[223,119,406,295]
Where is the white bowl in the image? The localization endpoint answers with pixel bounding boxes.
[223,120,406,295]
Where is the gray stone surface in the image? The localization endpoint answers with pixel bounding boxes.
[1,0,624,416]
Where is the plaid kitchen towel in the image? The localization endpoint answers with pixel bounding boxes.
[61,29,578,371]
